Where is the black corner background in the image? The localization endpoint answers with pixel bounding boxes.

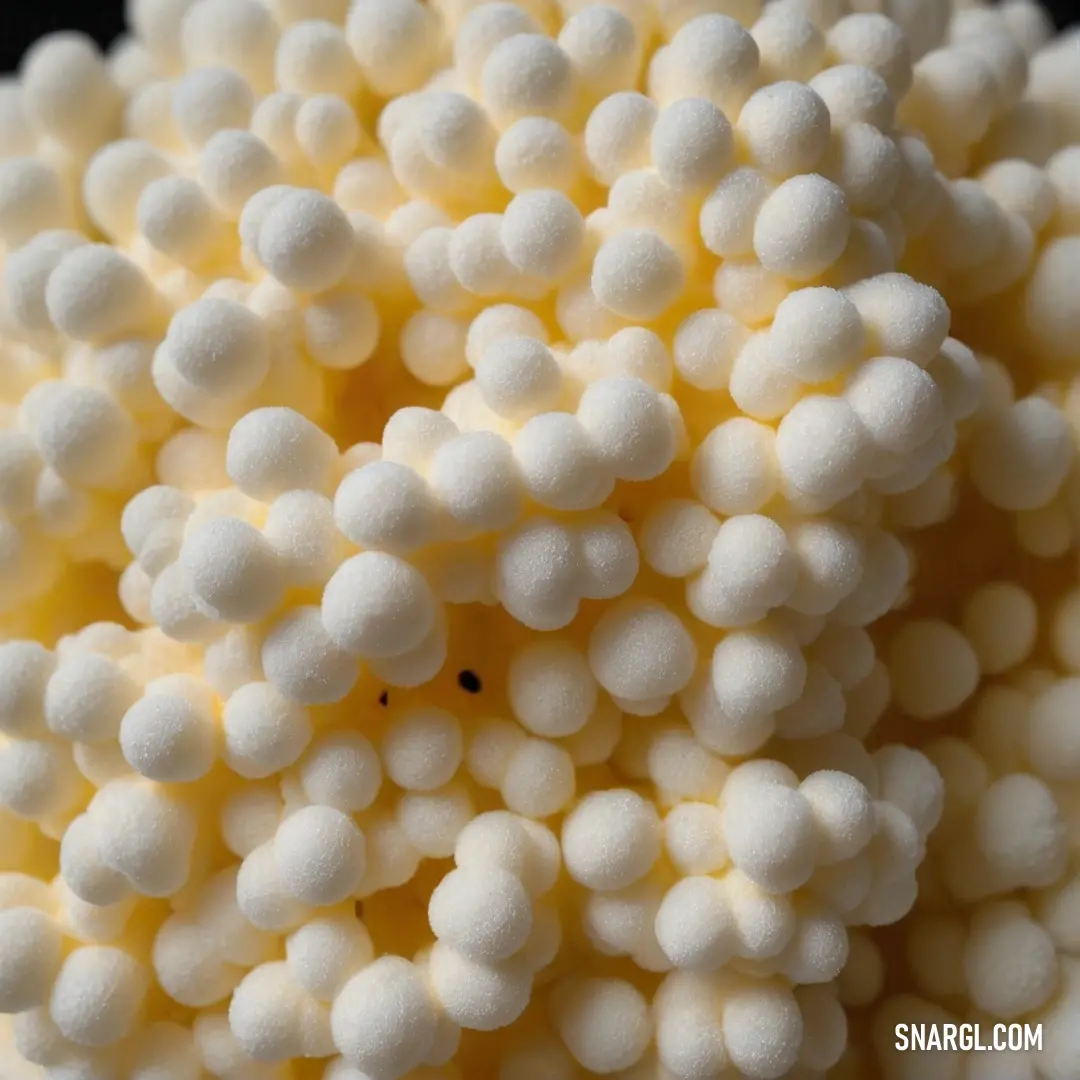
[0,0,1078,76]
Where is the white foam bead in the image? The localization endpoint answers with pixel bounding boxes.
[691,418,778,517]
[679,664,775,758]
[738,82,830,181]
[653,876,736,973]
[43,652,137,745]
[171,66,255,150]
[179,0,278,91]
[428,864,533,963]
[499,739,576,820]
[558,4,641,98]
[1026,677,1080,783]
[285,916,374,1005]
[965,901,1057,1019]
[583,92,657,186]
[831,528,909,628]
[495,117,579,195]
[711,624,807,722]
[727,334,801,421]
[969,397,1072,513]
[752,173,850,281]
[254,188,356,294]
[825,13,911,97]
[672,308,750,392]
[333,460,437,555]
[179,517,284,625]
[304,287,380,371]
[321,551,437,660]
[429,430,524,532]
[495,517,581,631]
[118,685,216,783]
[48,946,147,1049]
[273,805,365,907]
[500,189,585,282]
[697,169,769,263]
[466,721,527,791]
[0,641,52,738]
[800,770,875,865]
[59,813,129,908]
[227,962,316,1062]
[786,518,864,616]
[235,841,312,933]
[481,34,574,127]
[505,639,595,738]
[2,229,87,338]
[651,14,759,112]
[222,681,312,779]
[220,786,283,860]
[513,413,613,512]
[809,62,895,132]
[777,901,849,984]
[548,977,651,1073]
[397,784,475,859]
[275,20,360,96]
[561,789,660,891]
[975,774,1067,889]
[475,336,562,422]
[591,229,685,322]
[381,707,463,792]
[874,745,943,840]
[0,907,63,1013]
[721,980,803,1080]
[638,499,718,579]
[775,395,869,506]
[653,972,727,1080]
[399,310,470,388]
[769,287,865,385]
[587,597,696,702]
[89,778,197,897]
[345,0,438,97]
[773,662,845,739]
[0,158,72,249]
[888,619,979,721]
[81,140,171,245]
[465,305,549,370]
[844,355,944,457]
[575,512,640,601]
[0,737,81,820]
[225,407,338,500]
[648,98,734,197]
[295,93,362,171]
[576,376,677,482]
[843,273,949,367]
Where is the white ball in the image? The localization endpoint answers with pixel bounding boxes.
[738,81,830,178]
[297,731,381,814]
[753,174,850,280]
[397,784,476,859]
[845,355,943,454]
[975,774,1066,889]
[721,982,803,1080]
[723,780,817,893]
[331,956,437,1074]
[507,640,597,737]
[769,286,864,384]
[561,789,661,891]
[501,189,585,282]
[500,740,577,820]
[44,652,137,744]
[588,598,696,702]
[226,407,338,500]
[382,707,463,792]
[775,394,869,507]
[965,902,1058,1019]
[551,977,652,1073]
[495,117,579,194]
[513,413,613,512]
[475,337,563,422]
[429,864,533,962]
[286,915,374,1003]
[800,769,875,865]
[844,272,949,367]
[583,91,657,186]
[118,685,216,783]
[48,946,148,1048]
[591,229,685,321]
[428,941,532,1032]
[711,624,807,722]
[274,805,365,906]
[255,188,356,293]
[428,432,523,533]
[888,619,980,720]
[321,552,437,660]
[650,98,734,195]
[481,34,574,126]
[672,308,750,392]
[171,66,255,149]
[576,376,677,482]
[222,681,312,779]
[0,907,63,1013]
[655,876,737,972]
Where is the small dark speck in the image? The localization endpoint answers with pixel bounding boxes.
[458,670,482,694]
[378,691,389,706]
[354,899,364,919]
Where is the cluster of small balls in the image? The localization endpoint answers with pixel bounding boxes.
[0,0,1080,1078]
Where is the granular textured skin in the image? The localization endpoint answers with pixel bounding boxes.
[0,1,1078,1079]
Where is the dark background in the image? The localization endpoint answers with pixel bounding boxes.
[0,0,1078,73]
